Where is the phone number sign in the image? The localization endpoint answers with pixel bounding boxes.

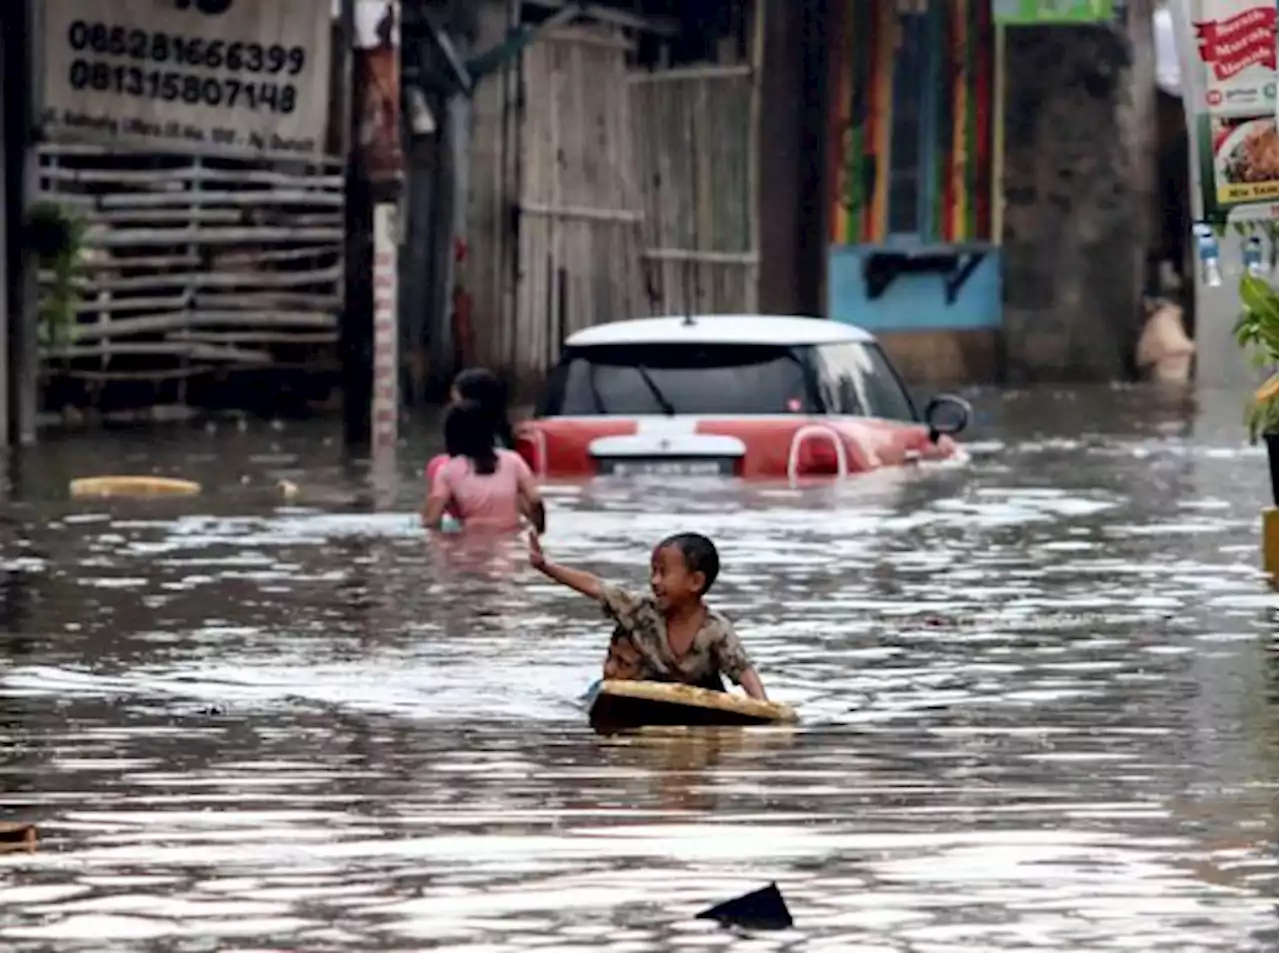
[40,0,334,157]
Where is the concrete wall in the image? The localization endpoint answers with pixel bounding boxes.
[1000,23,1150,383]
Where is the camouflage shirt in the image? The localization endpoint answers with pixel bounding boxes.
[598,583,754,687]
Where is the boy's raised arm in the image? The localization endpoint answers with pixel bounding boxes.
[528,532,605,600]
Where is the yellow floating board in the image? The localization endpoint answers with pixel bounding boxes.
[69,476,201,499]
[0,822,37,853]
[1264,507,1277,589]
[587,679,798,734]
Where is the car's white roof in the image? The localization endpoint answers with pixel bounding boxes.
[564,315,876,348]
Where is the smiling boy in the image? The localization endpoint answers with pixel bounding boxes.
[528,531,769,701]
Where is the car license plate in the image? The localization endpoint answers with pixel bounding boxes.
[596,457,736,477]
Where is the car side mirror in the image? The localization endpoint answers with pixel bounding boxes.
[922,394,971,443]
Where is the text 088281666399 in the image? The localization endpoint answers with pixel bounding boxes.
[63,20,305,114]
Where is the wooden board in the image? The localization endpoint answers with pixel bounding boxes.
[0,823,38,853]
[70,475,201,498]
[587,679,798,734]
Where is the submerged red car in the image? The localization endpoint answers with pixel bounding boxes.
[514,314,971,480]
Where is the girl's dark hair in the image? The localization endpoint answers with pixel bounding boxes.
[657,532,720,594]
[453,367,515,449]
[444,400,499,475]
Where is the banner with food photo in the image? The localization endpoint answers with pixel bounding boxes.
[1186,0,1278,219]
[1198,114,1278,215]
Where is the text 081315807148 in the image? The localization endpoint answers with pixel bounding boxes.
[67,60,298,114]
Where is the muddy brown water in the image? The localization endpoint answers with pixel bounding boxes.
[0,387,1276,952]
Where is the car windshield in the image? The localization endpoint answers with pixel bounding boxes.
[540,343,816,417]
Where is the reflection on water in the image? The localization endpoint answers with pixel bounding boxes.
[0,387,1276,951]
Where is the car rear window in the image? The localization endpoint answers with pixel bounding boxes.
[539,343,816,417]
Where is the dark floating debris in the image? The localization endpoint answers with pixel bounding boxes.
[695,881,793,930]
[0,822,38,853]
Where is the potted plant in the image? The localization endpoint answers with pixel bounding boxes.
[1234,274,1279,504]
[23,200,85,352]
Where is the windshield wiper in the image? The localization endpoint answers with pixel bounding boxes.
[634,364,676,416]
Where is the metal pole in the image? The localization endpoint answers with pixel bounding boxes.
[365,0,403,496]
[345,0,406,457]
[371,199,399,454]
[341,0,372,447]
[0,13,11,450]
[13,0,41,446]
[345,0,405,504]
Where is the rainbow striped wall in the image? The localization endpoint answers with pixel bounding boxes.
[825,0,997,245]
[823,0,1003,337]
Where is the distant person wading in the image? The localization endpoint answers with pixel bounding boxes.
[450,368,516,449]
[424,368,517,494]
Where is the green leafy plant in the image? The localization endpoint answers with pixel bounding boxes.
[24,200,85,351]
[1234,273,1279,443]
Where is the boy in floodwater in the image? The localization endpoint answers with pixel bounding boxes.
[528,531,769,700]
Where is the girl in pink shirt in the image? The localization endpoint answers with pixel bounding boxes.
[424,368,517,522]
[422,400,545,534]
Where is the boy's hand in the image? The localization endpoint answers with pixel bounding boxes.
[527,531,547,570]
[526,536,604,600]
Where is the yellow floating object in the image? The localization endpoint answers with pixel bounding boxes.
[0,822,37,853]
[588,679,798,734]
[1264,507,1278,589]
[1255,374,1278,405]
[69,475,202,499]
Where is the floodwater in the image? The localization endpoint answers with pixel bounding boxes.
[0,386,1276,952]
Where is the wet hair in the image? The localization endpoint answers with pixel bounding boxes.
[452,367,515,449]
[444,399,499,475]
[657,532,720,594]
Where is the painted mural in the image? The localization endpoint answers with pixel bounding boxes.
[825,0,997,245]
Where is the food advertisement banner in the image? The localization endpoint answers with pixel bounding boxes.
[1184,0,1278,220]
[40,0,334,158]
